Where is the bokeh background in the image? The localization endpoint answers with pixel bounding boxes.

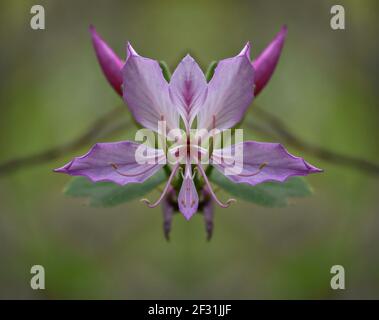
[0,0,378,299]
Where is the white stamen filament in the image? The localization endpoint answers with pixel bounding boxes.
[141,163,180,208]
[179,166,185,179]
[180,165,197,180]
[236,162,268,177]
[197,164,235,208]
[191,166,197,180]
[111,163,159,177]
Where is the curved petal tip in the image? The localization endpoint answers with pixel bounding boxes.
[238,42,251,59]
[252,25,288,96]
[53,167,66,173]
[89,25,124,96]
[304,160,323,174]
[178,166,199,220]
[126,42,139,58]
[280,24,288,35]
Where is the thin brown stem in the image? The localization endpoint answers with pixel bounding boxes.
[0,105,378,177]
[248,106,379,175]
[0,107,129,176]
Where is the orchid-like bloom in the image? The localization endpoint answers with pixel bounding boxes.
[55,25,322,239]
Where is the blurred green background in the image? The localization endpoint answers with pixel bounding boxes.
[0,0,378,299]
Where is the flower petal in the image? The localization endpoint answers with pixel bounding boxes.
[169,55,207,126]
[54,141,164,185]
[178,164,199,220]
[89,25,124,96]
[252,25,287,96]
[122,43,179,132]
[212,141,322,186]
[197,43,254,131]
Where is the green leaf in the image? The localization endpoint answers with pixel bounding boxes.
[205,61,218,82]
[159,61,172,82]
[64,170,166,207]
[209,170,313,207]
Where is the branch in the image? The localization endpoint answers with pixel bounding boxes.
[0,107,129,176]
[0,104,378,177]
[248,106,379,175]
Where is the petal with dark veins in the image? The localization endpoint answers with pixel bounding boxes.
[122,43,180,132]
[54,141,164,185]
[169,55,207,127]
[212,141,322,186]
[178,164,199,220]
[197,43,254,131]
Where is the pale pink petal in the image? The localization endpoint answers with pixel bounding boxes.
[197,43,254,131]
[212,141,322,186]
[122,43,179,132]
[178,164,199,220]
[169,55,207,126]
[54,141,164,185]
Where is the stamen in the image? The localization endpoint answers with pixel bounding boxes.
[111,163,158,177]
[191,166,197,180]
[238,162,268,177]
[180,165,197,180]
[179,166,185,179]
[141,164,179,208]
[212,115,216,130]
[195,136,202,163]
[197,164,236,208]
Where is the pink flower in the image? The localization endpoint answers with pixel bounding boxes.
[55,25,321,239]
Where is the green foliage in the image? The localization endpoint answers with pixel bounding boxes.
[209,170,313,207]
[64,170,166,207]
[159,61,172,82]
[205,61,218,82]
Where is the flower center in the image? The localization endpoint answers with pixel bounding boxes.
[168,142,208,165]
